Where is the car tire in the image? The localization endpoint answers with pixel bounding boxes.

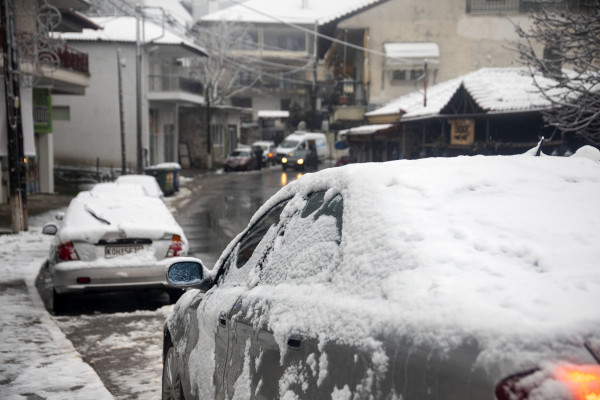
[53,289,69,314]
[167,289,184,304]
[162,340,185,400]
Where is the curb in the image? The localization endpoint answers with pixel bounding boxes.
[25,262,115,399]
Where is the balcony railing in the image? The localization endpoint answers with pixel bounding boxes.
[466,0,582,13]
[54,43,89,74]
[334,80,369,107]
[148,75,204,96]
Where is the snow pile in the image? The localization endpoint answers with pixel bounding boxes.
[58,191,185,244]
[201,153,600,378]
[0,231,113,400]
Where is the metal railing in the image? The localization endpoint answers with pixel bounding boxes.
[54,43,89,74]
[148,75,204,95]
[335,80,369,107]
[466,0,582,13]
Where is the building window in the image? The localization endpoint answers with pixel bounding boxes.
[212,125,224,146]
[53,106,70,121]
[232,97,252,108]
[392,70,407,81]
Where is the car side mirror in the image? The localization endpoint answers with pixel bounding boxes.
[55,212,65,221]
[166,257,212,292]
[42,223,58,236]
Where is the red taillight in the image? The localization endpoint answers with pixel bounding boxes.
[166,235,184,258]
[57,242,79,261]
[76,277,91,284]
[496,365,600,400]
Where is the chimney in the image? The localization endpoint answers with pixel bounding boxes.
[302,0,308,9]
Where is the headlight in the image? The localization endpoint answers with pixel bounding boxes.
[282,158,288,163]
[297,159,304,165]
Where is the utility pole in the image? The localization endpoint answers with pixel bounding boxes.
[423,61,428,107]
[310,21,318,131]
[135,5,143,173]
[117,48,127,175]
[1,0,27,233]
[206,82,212,169]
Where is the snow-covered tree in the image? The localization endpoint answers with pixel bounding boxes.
[510,2,600,145]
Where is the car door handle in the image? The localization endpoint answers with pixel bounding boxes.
[219,311,227,328]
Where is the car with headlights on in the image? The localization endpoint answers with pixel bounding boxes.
[281,148,319,171]
[43,188,188,313]
[224,149,258,172]
[162,146,600,400]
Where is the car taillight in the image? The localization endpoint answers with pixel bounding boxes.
[496,365,600,400]
[76,277,91,284]
[57,242,79,261]
[166,235,184,258]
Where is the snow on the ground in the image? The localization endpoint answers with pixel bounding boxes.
[54,305,174,400]
[0,227,114,399]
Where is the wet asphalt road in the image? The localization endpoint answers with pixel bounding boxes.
[38,164,328,399]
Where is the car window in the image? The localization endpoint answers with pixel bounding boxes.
[218,199,290,285]
[258,191,344,286]
[280,140,298,148]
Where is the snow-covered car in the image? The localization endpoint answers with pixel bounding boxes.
[162,149,600,400]
[115,174,164,198]
[224,149,258,172]
[43,189,188,313]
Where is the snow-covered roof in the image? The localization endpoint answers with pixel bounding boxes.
[384,42,439,66]
[200,0,385,26]
[339,123,394,136]
[366,68,556,120]
[202,150,600,377]
[53,17,207,56]
[257,110,290,118]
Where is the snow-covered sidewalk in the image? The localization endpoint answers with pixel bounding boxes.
[0,225,114,399]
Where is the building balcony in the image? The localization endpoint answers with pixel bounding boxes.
[148,75,205,105]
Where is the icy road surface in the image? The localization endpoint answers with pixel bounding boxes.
[39,166,313,398]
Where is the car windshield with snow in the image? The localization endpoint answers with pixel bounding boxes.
[44,186,188,313]
[161,152,600,400]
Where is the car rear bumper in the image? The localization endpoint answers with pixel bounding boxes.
[51,262,170,294]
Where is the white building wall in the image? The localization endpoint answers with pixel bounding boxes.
[52,42,150,169]
[337,0,541,106]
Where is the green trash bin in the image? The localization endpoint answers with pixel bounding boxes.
[145,166,175,196]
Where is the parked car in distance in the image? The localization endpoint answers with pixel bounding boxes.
[162,148,600,400]
[43,188,188,313]
[224,148,258,172]
[275,131,328,164]
[281,148,318,171]
[252,140,277,166]
[116,174,164,198]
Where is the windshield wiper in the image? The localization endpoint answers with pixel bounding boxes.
[86,209,111,225]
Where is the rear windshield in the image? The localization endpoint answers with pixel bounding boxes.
[231,151,249,157]
[280,140,299,148]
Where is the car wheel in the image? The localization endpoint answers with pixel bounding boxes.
[162,342,185,400]
[167,289,184,304]
[53,289,69,314]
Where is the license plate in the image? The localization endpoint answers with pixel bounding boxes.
[105,245,143,258]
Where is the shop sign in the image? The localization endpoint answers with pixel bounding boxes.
[33,89,52,134]
[451,119,475,145]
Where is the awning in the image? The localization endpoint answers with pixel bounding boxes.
[384,42,439,66]
[257,110,290,119]
[339,124,395,139]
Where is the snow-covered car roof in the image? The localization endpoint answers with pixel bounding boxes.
[58,191,184,244]
[115,175,164,198]
[212,148,600,372]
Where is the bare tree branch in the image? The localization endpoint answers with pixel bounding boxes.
[508,2,600,145]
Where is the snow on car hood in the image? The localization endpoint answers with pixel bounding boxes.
[206,150,600,374]
[58,191,185,244]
